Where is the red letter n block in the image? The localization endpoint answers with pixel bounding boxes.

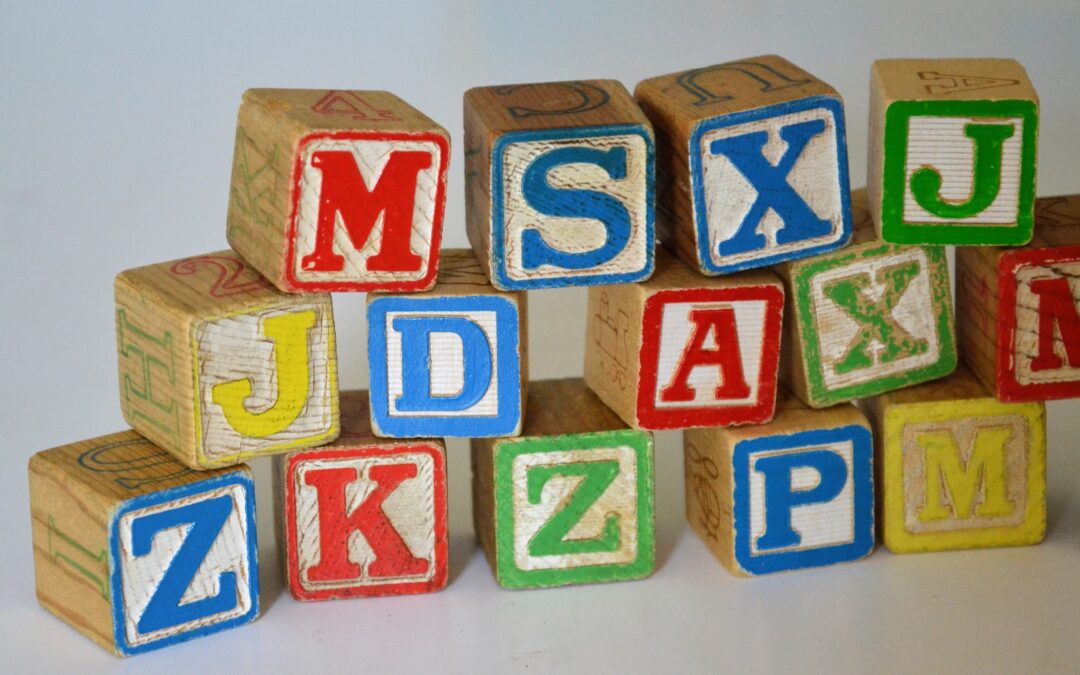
[227,89,450,293]
[585,250,783,429]
[957,194,1080,401]
[273,391,448,600]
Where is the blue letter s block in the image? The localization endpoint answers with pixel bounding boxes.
[368,295,523,437]
[110,471,258,655]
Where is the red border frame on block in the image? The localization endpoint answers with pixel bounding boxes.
[282,130,450,292]
[998,245,1080,401]
[636,286,784,429]
[283,443,449,601]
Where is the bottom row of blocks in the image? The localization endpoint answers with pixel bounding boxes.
[29,373,1045,654]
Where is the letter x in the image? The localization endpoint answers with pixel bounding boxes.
[822,260,928,375]
[709,118,832,256]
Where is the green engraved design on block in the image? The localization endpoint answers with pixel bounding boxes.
[527,461,622,557]
[228,126,287,241]
[116,308,180,445]
[493,430,655,589]
[47,515,109,599]
[881,99,1038,245]
[795,242,957,406]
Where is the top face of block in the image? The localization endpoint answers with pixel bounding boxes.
[521,378,630,437]
[230,89,450,293]
[636,55,852,273]
[872,59,1038,245]
[466,80,655,289]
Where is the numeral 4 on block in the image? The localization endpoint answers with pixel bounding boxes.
[367,249,526,437]
[115,250,339,468]
[774,189,957,408]
[868,59,1039,246]
[28,431,258,656]
[635,54,853,274]
[471,379,655,589]
[957,194,1080,401]
[274,391,448,600]
[584,249,784,430]
[685,392,874,576]
[226,89,450,293]
[865,367,1046,553]
[464,80,655,289]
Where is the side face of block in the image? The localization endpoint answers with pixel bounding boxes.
[465,80,655,289]
[790,241,956,406]
[116,251,340,468]
[29,432,258,656]
[489,430,655,589]
[281,442,448,600]
[368,291,524,437]
[636,55,852,274]
[877,395,1046,552]
[227,89,450,292]
[638,284,784,428]
[871,59,1038,245]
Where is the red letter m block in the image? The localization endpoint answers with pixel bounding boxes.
[637,285,784,429]
[283,444,448,600]
[286,131,450,292]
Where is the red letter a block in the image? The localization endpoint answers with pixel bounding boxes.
[274,391,448,600]
[227,89,449,293]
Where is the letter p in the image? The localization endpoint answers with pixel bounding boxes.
[753,449,848,551]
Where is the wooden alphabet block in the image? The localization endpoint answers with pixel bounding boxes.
[774,189,957,408]
[864,366,1046,553]
[28,431,258,656]
[957,194,1080,401]
[584,249,783,430]
[635,55,853,274]
[868,59,1039,246]
[115,250,339,469]
[273,390,447,601]
[471,379,654,589]
[367,249,526,437]
[226,89,450,293]
[463,80,655,289]
[684,392,874,576]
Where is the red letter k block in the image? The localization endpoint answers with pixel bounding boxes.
[660,307,751,402]
[304,463,430,582]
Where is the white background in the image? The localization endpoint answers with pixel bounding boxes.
[2,2,1078,673]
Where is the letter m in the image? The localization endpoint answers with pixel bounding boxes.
[916,426,1016,522]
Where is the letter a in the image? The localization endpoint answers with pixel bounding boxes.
[660,307,751,402]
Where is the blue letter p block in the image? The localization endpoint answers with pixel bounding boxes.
[368,294,524,437]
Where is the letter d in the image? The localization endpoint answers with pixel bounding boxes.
[393,316,493,412]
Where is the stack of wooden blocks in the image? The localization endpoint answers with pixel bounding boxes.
[27,56,1078,655]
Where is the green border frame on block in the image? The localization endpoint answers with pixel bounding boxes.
[881,99,1038,245]
[795,242,957,407]
[492,429,655,589]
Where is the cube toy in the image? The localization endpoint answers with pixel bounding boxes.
[584,249,784,430]
[471,378,655,589]
[684,391,874,576]
[864,366,1046,553]
[868,58,1039,246]
[28,431,258,656]
[774,189,957,408]
[226,88,450,293]
[463,79,655,289]
[957,194,1080,401]
[273,390,447,601]
[635,54,853,274]
[367,248,526,437]
[115,250,339,469]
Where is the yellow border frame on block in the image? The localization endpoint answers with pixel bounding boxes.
[881,397,1046,553]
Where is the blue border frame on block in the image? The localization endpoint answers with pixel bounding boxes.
[368,295,522,437]
[732,425,873,575]
[490,124,655,290]
[688,95,853,274]
[110,471,259,655]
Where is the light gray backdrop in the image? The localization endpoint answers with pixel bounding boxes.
[2,1,1078,673]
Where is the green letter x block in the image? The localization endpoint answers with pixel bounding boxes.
[774,190,957,408]
[471,379,655,589]
[868,59,1038,246]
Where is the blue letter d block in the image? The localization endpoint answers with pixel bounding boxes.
[733,425,873,575]
[368,295,522,437]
